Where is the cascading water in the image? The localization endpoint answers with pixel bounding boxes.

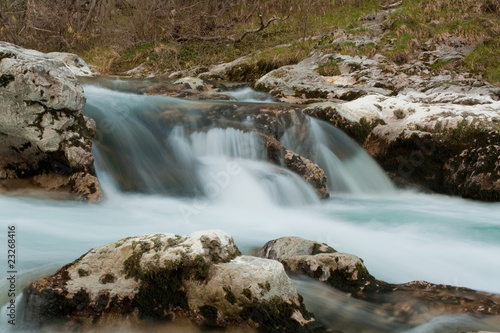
[84,83,392,200]
[1,79,500,333]
[281,114,394,194]
[221,87,278,103]
[83,85,319,205]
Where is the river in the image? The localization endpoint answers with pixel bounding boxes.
[1,78,499,332]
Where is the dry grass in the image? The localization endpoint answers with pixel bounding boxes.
[1,0,499,83]
[384,0,500,83]
[0,0,383,68]
[387,0,500,44]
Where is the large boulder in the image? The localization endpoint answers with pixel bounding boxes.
[22,230,318,332]
[260,237,376,293]
[0,42,101,201]
[261,236,500,329]
[443,142,500,200]
[362,112,500,200]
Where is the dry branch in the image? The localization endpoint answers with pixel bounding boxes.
[243,5,258,22]
[32,26,55,33]
[380,1,403,10]
[175,13,290,44]
[79,0,97,33]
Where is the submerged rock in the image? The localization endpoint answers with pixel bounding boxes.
[23,230,317,332]
[0,42,101,201]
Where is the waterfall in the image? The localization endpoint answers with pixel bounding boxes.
[222,87,278,103]
[83,85,319,205]
[281,115,395,194]
[82,85,203,196]
[83,84,394,201]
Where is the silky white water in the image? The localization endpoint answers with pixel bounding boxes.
[1,82,500,332]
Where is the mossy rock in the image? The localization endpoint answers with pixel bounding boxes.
[23,231,319,332]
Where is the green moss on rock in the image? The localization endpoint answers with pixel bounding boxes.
[223,287,237,305]
[135,268,189,321]
[240,296,317,333]
[99,273,116,284]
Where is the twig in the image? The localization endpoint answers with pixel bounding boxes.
[380,1,403,10]
[79,0,97,33]
[32,26,55,33]
[243,6,258,22]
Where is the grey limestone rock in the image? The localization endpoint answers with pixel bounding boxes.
[23,230,318,332]
[0,42,101,201]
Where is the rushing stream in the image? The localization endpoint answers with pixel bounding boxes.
[1,78,500,332]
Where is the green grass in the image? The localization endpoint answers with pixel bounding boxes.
[122,43,154,60]
[465,38,500,84]
[430,59,452,71]
[378,0,500,80]
[316,60,341,76]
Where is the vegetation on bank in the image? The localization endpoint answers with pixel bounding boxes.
[1,0,499,84]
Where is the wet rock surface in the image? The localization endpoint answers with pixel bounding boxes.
[0,42,101,201]
[261,236,500,330]
[23,232,500,332]
[23,230,318,332]
[260,237,374,293]
[283,152,329,199]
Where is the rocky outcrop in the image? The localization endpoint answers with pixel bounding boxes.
[256,52,385,102]
[0,42,101,201]
[284,151,329,199]
[261,236,500,329]
[360,107,500,200]
[247,8,500,201]
[443,142,500,200]
[254,7,499,106]
[260,237,376,293]
[142,77,233,100]
[198,54,274,82]
[23,230,317,332]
